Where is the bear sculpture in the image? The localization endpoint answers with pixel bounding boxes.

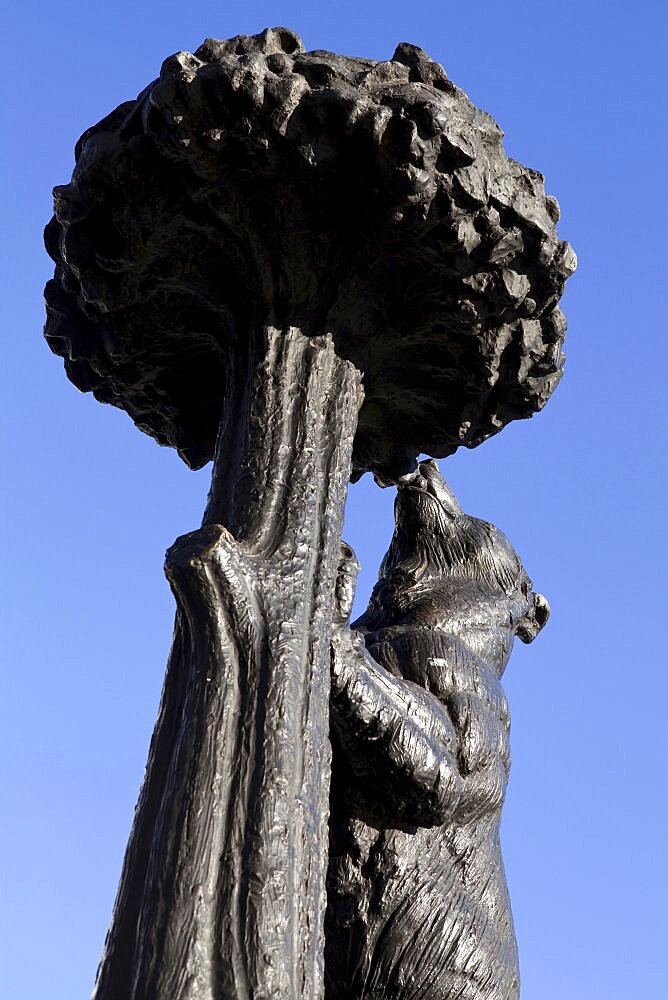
[326,460,549,1000]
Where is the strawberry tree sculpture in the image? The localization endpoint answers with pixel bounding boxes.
[45,27,575,1000]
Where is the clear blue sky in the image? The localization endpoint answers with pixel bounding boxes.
[2,1,666,997]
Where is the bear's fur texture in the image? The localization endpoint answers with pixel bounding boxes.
[326,460,548,1000]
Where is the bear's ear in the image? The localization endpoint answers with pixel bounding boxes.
[516,593,550,644]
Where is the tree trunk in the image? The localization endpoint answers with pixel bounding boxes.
[92,328,363,1000]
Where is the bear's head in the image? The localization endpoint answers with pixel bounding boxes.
[353,460,549,673]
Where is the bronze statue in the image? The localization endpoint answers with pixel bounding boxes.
[44,27,573,998]
[327,460,549,998]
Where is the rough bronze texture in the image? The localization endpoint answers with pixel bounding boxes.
[92,328,363,1000]
[327,461,549,998]
[44,26,575,482]
[43,26,574,1000]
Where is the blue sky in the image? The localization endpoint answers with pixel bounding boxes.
[2,1,666,997]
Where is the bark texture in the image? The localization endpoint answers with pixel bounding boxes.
[93,328,362,1000]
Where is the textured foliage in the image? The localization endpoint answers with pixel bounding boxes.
[45,26,576,477]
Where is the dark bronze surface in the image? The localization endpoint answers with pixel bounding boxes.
[43,27,573,999]
[92,329,363,999]
[44,26,574,483]
[327,461,548,998]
